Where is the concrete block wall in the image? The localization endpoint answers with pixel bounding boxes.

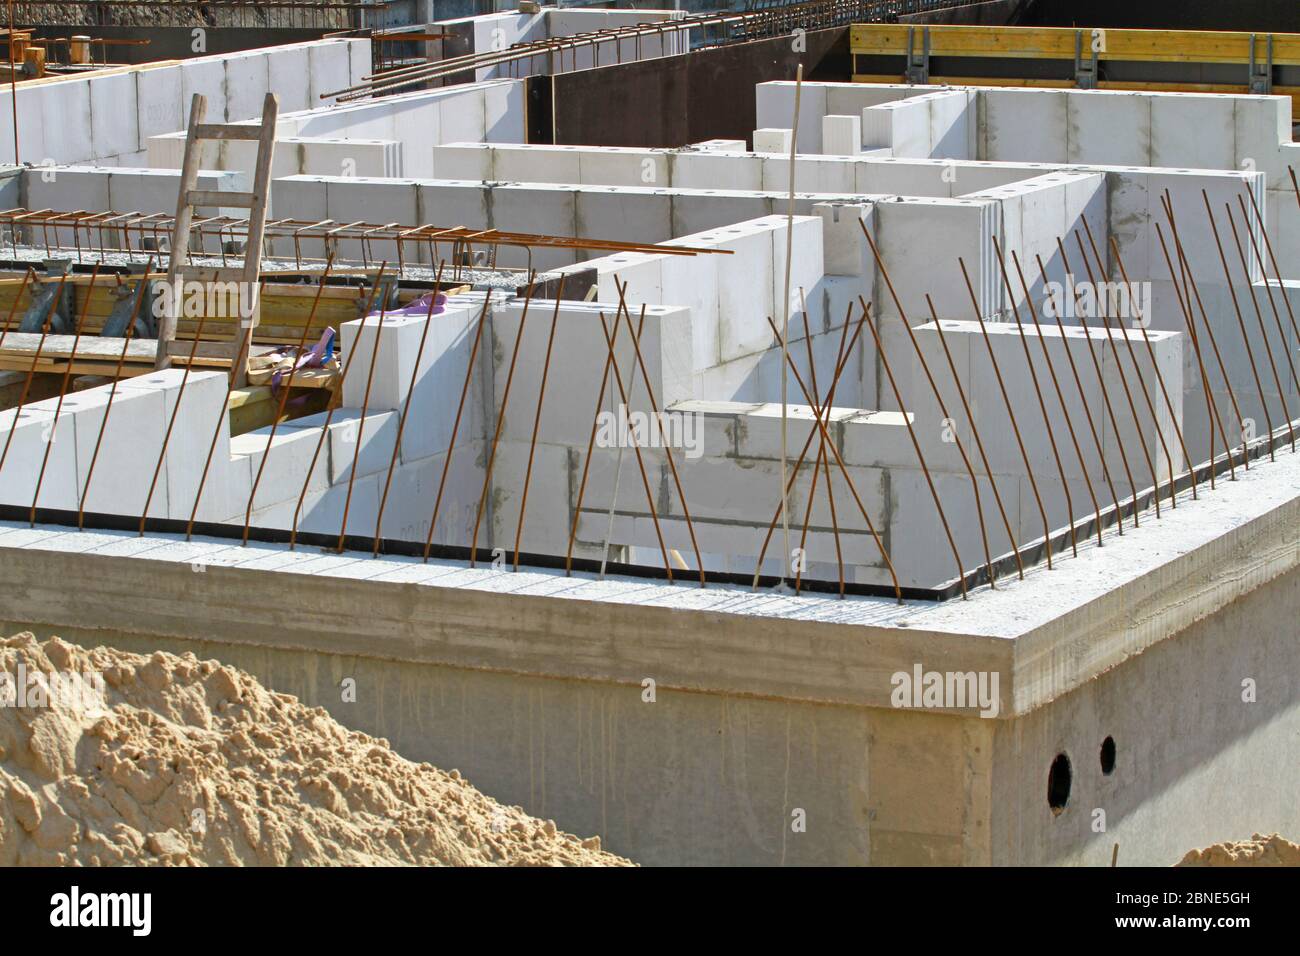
[436,8,686,82]
[0,39,369,167]
[862,89,976,161]
[21,167,250,234]
[0,370,233,522]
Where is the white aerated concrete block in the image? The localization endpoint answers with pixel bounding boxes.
[267,45,311,114]
[693,139,748,152]
[38,79,92,162]
[285,409,399,485]
[1150,93,1235,171]
[90,72,140,162]
[181,58,228,123]
[980,89,1068,163]
[65,384,169,520]
[114,369,229,519]
[672,151,763,191]
[822,114,862,156]
[231,424,332,513]
[753,128,793,155]
[1067,91,1150,166]
[497,144,580,183]
[431,143,494,180]
[0,404,79,512]
[223,50,272,122]
[815,202,872,276]
[576,187,672,247]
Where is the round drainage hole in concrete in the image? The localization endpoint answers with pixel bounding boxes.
[1048,753,1072,814]
[1100,736,1116,776]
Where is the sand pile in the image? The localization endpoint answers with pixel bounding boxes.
[0,633,630,866]
[1177,833,1300,867]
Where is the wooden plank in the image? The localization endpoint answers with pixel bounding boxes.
[195,123,263,141]
[849,24,1300,67]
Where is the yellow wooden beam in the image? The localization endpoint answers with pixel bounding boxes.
[850,24,1300,67]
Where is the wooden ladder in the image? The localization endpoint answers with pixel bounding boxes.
[155,91,278,388]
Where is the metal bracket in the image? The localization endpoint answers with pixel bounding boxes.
[905,26,929,86]
[1074,30,1099,90]
[1249,34,1273,95]
[19,259,76,333]
[102,263,157,338]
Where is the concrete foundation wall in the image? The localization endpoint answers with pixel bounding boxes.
[1,473,1294,864]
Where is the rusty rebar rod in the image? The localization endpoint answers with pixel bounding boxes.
[860,224,996,583]
[752,304,861,587]
[566,307,637,575]
[469,276,537,567]
[798,288,845,596]
[1226,197,1297,450]
[512,276,565,570]
[31,265,100,523]
[1161,191,1249,474]
[784,305,837,595]
[992,239,1079,554]
[1242,186,1300,382]
[80,260,154,528]
[856,297,967,598]
[1152,224,1226,487]
[336,288,390,552]
[594,308,674,582]
[764,304,903,602]
[374,263,448,554]
[1107,235,1199,497]
[186,313,256,539]
[1200,191,1276,461]
[290,263,390,549]
[926,297,1026,575]
[423,289,492,560]
[958,257,1054,569]
[242,254,337,543]
[612,279,706,587]
[1009,248,1103,543]
[140,268,209,534]
[1073,228,1165,513]
[1057,235,1142,511]
[1033,252,1123,532]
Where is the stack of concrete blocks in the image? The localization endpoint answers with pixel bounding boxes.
[557,215,831,403]
[21,167,250,240]
[145,80,525,188]
[259,291,500,546]
[756,82,931,154]
[959,171,1107,318]
[859,89,976,161]
[147,132,403,183]
[769,81,1300,279]
[0,39,368,167]
[271,173,865,272]
[428,141,1045,198]
[0,369,240,523]
[905,317,1185,557]
[483,298,694,561]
